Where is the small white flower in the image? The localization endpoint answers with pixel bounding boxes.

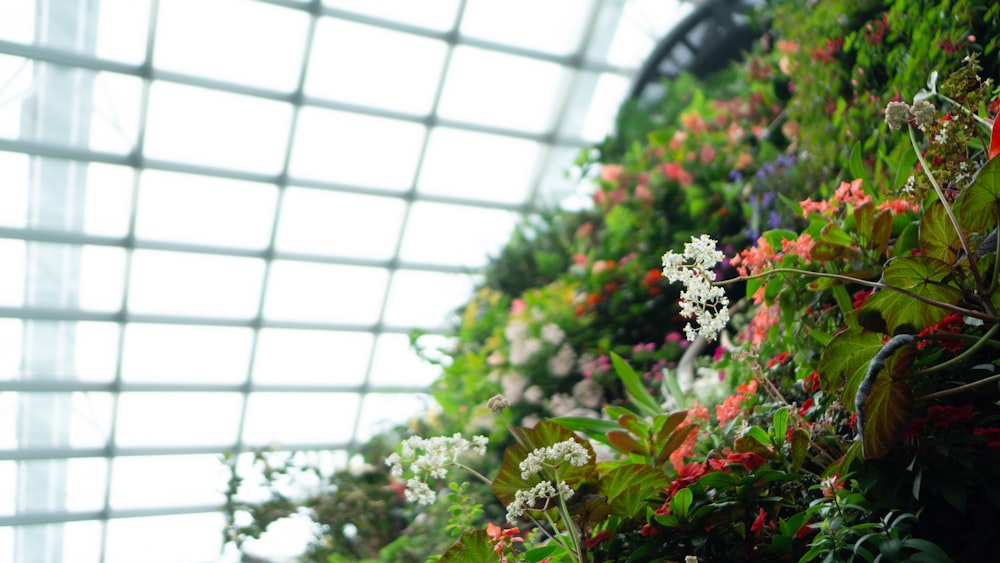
[541,323,566,345]
[505,480,576,524]
[662,235,730,341]
[387,433,489,506]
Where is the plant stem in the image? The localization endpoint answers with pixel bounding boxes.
[913,321,1000,380]
[908,125,994,316]
[917,372,1000,401]
[719,268,995,322]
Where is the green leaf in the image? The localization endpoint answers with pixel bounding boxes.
[849,144,866,187]
[919,199,963,263]
[854,200,875,248]
[858,256,960,335]
[617,412,649,438]
[956,155,1000,233]
[872,210,894,257]
[437,529,496,563]
[773,407,789,448]
[861,342,915,459]
[789,428,810,472]
[820,222,855,247]
[893,221,920,257]
[670,487,693,519]
[611,352,662,417]
[818,325,885,405]
[745,425,773,447]
[552,417,621,445]
[652,410,689,448]
[654,424,698,466]
[492,421,596,506]
[598,464,670,516]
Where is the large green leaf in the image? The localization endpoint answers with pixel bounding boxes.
[597,464,670,517]
[817,325,885,405]
[492,421,596,506]
[437,529,497,563]
[861,342,916,459]
[956,155,1000,233]
[858,256,960,334]
[610,352,662,417]
[919,199,963,263]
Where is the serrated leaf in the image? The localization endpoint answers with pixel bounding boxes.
[919,199,963,263]
[569,493,612,525]
[492,421,596,506]
[861,343,915,459]
[611,352,662,417]
[437,529,496,563]
[598,464,670,516]
[818,325,885,405]
[956,155,1000,232]
[858,256,960,335]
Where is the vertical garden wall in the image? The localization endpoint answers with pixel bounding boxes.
[226,2,1000,561]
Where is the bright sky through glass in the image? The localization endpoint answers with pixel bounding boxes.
[0,0,692,560]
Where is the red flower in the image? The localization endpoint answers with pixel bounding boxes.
[926,404,978,429]
[640,523,659,537]
[727,452,767,471]
[751,508,768,536]
[916,313,965,352]
[798,397,815,418]
[766,352,790,369]
[585,530,612,549]
[973,427,1000,449]
[802,370,821,394]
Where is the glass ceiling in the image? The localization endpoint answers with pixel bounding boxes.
[0,0,695,560]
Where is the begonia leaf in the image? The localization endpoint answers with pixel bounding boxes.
[817,325,884,405]
[861,342,915,459]
[858,256,959,335]
[598,464,670,517]
[437,529,496,563]
[492,421,596,506]
[919,199,963,263]
[956,155,1000,233]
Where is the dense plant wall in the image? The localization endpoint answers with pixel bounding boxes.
[225,1,1000,561]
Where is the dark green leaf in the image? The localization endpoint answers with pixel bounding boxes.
[861,342,915,459]
[492,421,596,506]
[818,325,885,405]
[919,199,963,263]
[598,464,670,516]
[437,530,496,563]
[859,256,960,335]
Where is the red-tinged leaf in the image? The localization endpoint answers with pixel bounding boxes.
[437,529,496,563]
[652,410,689,446]
[789,428,810,471]
[607,430,647,456]
[654,424,698,466]
[861,342,916,459]
[990,117,1000,160]
[617,412,648,438]
[493,421,596,506]
[734,436,775,459]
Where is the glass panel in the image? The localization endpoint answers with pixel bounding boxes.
[252,328,373,387]
[437,46,569,134]
[0,458,108,514]
[418,127,541,204]
[368,332,450,388]
[306,18,447,115]
[144,81,293,174]
[0,239,25,307]
[127,250,265,319]
[74,321,120,383]
[354,392,431,441]
[154,0,310,92]
[79,245,126,312]
[322,0,461,32]
[114,392,242,447]
[0,59,143,155]
[0,392,112,450]
[105,512,224,563]
[95,0,154,64]
[381,270,475,329]
[109,454,227,510]
[84,162,135,237]
[121,324,253,385]
[603,0,693,68]
[460,0,593,56]
[135,170,278,250]
[3,522,103,563]
[263,261,389,325]
[275,187,406,260]
[398,201,517,267]
[0,320,23,380]
[0,152,29,228]
[290,107,425,190]
[0,1,35,44]
[241,392,360,446]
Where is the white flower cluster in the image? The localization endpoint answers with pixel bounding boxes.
[505,480,576,524]
[661,235,730,341]
[385,433,489,506]
[518,439,591,480]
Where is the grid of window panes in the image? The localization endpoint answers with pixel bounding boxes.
[0,0,694,560]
